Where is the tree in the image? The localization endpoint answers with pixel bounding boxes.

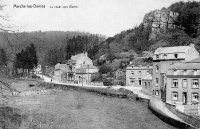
[99,64,113,74]
[91,73,102,82]
[169,1,200,38]
[45,47,65,66]
[0,48,8,67]
[14,44,38,75]
[103,79,112,86]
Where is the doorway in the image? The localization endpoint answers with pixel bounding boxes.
[182,92,187,105]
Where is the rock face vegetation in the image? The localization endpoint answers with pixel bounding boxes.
[0,1,200,79]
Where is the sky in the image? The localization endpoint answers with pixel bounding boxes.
[1,0,192,37]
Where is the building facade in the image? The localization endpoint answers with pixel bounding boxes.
[152,44,199,100]
[75,65,99,84]
[52,63,69,82]
[67,52,99,84]
[126,65,152,87]
[142,73,153,95]
[166,62,200,116]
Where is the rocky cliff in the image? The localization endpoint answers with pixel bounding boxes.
[143,9,179,40]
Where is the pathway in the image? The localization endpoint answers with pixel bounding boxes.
[37,74,186,126]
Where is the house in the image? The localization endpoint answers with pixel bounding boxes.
[166,62,200,116]
[33,64,42,75]
[44,66,54,77]
[52,63,69,82]
[67,52,99,84]
[75,65,99,84]
[115,69,126,80]
[142,73,153,95]
[126,65,153,87]
[152,44,199,100]
[70,52,93,69]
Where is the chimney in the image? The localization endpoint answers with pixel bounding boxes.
[84,52,88,56]
[189,42,195,48]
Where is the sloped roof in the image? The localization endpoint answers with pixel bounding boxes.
[55,63,69,71]
[71,53,87,61]
[154,46,190,54]
[169,63,200,70]
[143,74,152,80]
[187,57,200,63]
[45,67,54,74]
[77,65,98,69]
[126,64,153,70]
[167,69,200,76]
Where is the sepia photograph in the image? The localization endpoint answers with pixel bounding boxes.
[0,0,199,128]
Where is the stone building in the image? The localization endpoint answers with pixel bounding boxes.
[166,62,200,116]
[152,44,199,100]
[67,52,99,84]
[142,73,153,95]
[76,65,99,84]
[52,63,69,82]
[126,65,152,87]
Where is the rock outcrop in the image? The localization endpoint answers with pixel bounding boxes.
[143,9,179,40]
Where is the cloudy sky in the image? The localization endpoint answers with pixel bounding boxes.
[2,0,190,37]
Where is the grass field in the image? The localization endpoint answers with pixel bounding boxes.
[1,79,176,129]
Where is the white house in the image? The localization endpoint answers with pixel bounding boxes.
[67,52,99,84]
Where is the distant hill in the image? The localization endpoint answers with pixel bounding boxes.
[98,1,200,62]
[0,31,106,65]
[2,1,200,73]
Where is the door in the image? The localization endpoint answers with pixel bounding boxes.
[182,92,187,105]
[161,74,166,102]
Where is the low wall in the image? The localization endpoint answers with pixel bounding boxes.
[166,103,200,129]
[40,82,150,105]
[184,104,200,116]
[148,103,194,129]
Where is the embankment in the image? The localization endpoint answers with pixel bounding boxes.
[40,82,200,129]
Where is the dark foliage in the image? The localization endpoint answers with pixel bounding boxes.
[103,79,112,86]
[99,65,113,74]
[14,43,38,73]
[0,48,8,67]
[44,35,103,66]
[169,1,200,38]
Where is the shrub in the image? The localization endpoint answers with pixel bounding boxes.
[99,64,113,74]
[91,73,102,82]
[103,79,112,86]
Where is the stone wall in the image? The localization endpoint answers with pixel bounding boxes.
[166,103,200,128]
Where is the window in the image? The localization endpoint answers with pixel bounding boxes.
[173,70,177,75]
[145,82,147,88]
[156,78,159,84]
[172,79,178,88]
[130,78,135,84]
[192,93,199,102]
[194,70,198,75]
[174,54,178,58]
[192,79,199,89]
[131,71,134,76]
[139,71,141,76]
[164,54,167,59]
[155,90,159,96]
[139,78,142,85]
[148,82,151,87]
[183,70,187,75]
[156,65,159,72]
[156,55,159,59]
[172,92,178,101]
[183,79,187,88]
